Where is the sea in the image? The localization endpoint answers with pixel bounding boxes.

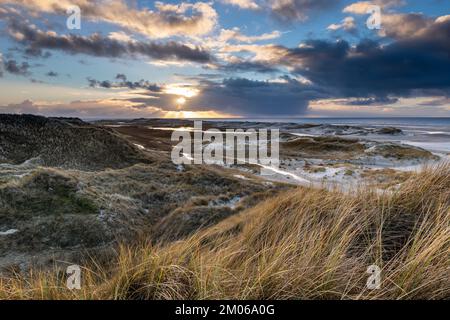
[227,117,450,154]
[97,116,450,154]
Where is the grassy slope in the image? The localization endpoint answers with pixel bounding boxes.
[0,164,448,299]
[0,114,149,170]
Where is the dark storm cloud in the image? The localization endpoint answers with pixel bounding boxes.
[30,78,45,83]
[24,47,52,58]
[6,18,214,64]
[87,74,163,92]
[87,74,328,116]
[46,71,58,77]
[220,60,281,74]
[4,46,52,60]
[345,97,399,106]
[282,18,450,98]
[3,59,31,76]
[187,77,330,116]
[115,74,127,82]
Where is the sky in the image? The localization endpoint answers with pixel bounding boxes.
[0,0,449,119]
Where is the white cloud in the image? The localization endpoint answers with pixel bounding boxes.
[221,0,260,10]
[107,31,134,42]
[343,0,404,14]
[343,1,374,14]
[327,17,356,32]
[0,0,218,39]
[378,13,432,38]
[218,28,281,43]
[435,15,450,24]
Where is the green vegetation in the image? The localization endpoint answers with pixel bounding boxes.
[282,136,365,157]
[367,144,437,161]
[304,165,327,173]
[0,169,98,216]
[344,169,354,176]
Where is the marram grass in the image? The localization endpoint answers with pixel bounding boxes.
[0,164,448,300]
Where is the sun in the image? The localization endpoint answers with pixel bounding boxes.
[176,97,187,106]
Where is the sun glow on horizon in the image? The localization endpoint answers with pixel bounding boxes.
[163,110,240,119]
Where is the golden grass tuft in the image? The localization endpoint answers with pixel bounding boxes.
[1,164,449,300]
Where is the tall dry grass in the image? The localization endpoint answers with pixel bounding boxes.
[0,164,449,300]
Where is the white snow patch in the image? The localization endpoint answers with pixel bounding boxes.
[209,196,242,209]
[259,164,310,185]
[291,133,316,137]
[134,143,146,150]
[0,229,18,236]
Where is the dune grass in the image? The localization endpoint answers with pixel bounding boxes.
[0,164,448,300]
